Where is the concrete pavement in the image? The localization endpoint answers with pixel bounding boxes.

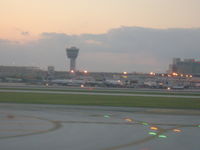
[0,104,200,150]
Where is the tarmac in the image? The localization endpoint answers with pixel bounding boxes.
[0,89,200,98]
[0,104,200,150]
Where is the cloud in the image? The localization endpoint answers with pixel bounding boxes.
[84,39,102,45]
[0,26,200,72]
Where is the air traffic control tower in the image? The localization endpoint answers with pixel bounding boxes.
[66,47,79,71]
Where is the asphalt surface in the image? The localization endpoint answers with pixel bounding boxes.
[0,89,200,98]
[0,104,200,150]
[1,84,200,93]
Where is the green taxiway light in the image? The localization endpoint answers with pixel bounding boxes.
[142,122,149,126]
[198,125,200,127]
[149,132,157,135]
[158,135,167,138]
[104,115,110,118]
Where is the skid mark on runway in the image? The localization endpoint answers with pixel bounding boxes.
[55,117,199,150]
[102,126,180,150]
[101,117,199,150]
[0,113,62,139]
[0,110,199,150]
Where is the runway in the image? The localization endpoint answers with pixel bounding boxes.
[1,83,200,93]
[0,89,200,98]
[0,104,200,150]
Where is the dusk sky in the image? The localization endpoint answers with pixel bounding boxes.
[0,0,200,72]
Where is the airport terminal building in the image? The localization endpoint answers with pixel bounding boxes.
[168,58,200,75]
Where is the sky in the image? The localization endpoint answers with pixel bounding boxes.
[0,0,200,72]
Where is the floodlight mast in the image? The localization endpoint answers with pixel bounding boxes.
[66,47,79,72]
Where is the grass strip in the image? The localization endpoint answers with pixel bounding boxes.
[0,92,199,109]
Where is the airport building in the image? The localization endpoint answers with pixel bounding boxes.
[47,66,55,79]
[0,66,44,78]
[0,65,48,84]
[168,58,200,75]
